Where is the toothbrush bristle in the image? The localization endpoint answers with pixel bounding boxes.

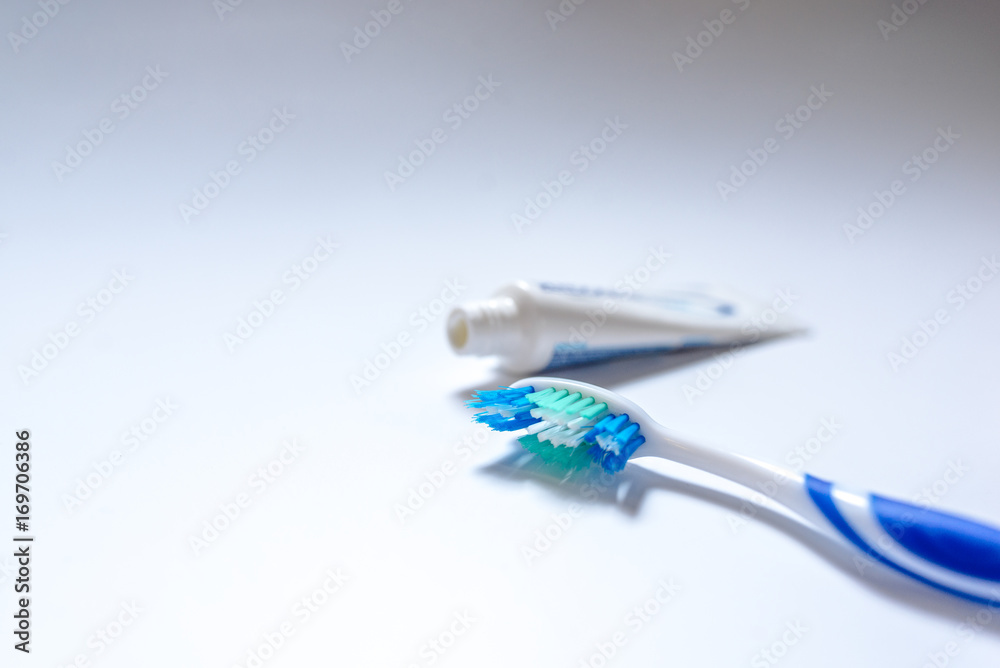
[467,385,645,474]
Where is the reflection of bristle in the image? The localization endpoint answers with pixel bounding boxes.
[519,434,594,471]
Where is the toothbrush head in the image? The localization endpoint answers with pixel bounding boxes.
[466,377,651,474]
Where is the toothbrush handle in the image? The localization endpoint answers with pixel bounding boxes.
[804,474,1000,604]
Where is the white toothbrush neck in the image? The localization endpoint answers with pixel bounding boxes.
[641,428,829,529]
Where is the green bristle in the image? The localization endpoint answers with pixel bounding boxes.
[525,387,556,403]
[564,396,595,415]
[579,402,609,420]
[533,388,568,408]
[549,392,582,413]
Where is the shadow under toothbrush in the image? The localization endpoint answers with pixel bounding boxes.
[479,442,1000,633]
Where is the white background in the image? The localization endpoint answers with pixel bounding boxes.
[3,0,1000,666]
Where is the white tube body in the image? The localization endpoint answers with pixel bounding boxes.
[447,281,801,373]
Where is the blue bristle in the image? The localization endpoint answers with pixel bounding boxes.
[505,416,544,430]
[472,413,504,427]
[473,409,541,431]
[466,386,534,409]
[595,436,642,473]
[622,434,646,458]
[602,454,623,473]
[583,414,647,473]
[605,414,630,434]
[588,447,617,473]
[615,423,640,444]
[583,414,617,442]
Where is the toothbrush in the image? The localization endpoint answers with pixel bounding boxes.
[468,377,1000,605]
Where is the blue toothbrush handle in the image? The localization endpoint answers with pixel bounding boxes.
[804,474,1000,604]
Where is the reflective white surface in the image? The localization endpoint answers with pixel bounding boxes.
[3,1,1000,666]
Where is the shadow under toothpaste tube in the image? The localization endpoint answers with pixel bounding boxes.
[447,280,805,375]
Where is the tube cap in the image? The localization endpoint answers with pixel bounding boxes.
[447,296,521,356]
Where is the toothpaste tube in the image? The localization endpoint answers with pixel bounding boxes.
[446,280,802,373]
